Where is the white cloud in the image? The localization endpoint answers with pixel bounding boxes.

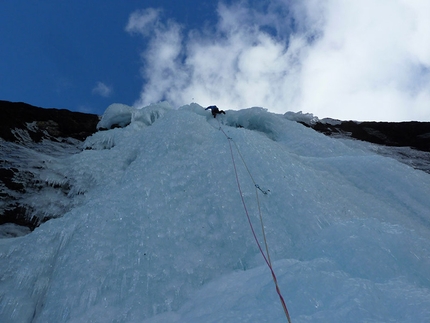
[298,0,430,121]
[92,81,113,98]
[127,1,430,121]
[125,8,162,36]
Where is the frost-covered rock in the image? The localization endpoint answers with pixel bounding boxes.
[0,101,99,233]
[132,101,173,126]
[97,102,174,130]
[97,103,134,129]
[284,110,319,125]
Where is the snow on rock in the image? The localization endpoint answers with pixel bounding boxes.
[132,101,174,127]
[0,223,31,238]
[1,103,430,323]
[0,101,99,232]
[97,103,134,129]
[284,110,319,125]
[97,102,174,130]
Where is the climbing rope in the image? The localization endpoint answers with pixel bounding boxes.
[216,119,292,323]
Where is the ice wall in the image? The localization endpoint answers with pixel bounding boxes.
[1,103,429,322]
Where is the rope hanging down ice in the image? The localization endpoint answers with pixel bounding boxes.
[216,119,292,323]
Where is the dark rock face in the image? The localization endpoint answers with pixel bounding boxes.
[0,101,99,237]
[308,121,430,152]
[0,100,99,143]
[301,119,430,173]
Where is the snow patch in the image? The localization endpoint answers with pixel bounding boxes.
[284,111,319,125]
[97,102,174,130]
[97,103,134,129]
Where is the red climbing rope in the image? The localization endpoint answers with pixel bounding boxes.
[218,121,292,323]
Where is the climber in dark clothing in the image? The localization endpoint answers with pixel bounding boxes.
[205,105,225,118]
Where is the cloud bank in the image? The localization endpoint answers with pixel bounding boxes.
[126,1,430,121]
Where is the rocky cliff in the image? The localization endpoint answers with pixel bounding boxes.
[0,101,99,237]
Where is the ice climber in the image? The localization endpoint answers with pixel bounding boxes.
[205,105,225,118]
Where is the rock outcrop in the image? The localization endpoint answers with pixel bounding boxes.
[0,101,99,237]
[299,119,430,174]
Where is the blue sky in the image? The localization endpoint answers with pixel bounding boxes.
[0,1,217,115]
[1,1,429,121]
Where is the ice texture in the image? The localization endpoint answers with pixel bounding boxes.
[1,103,429,322]
[97,103,134,129]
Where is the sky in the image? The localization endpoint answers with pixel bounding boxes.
[1,0,429,121]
